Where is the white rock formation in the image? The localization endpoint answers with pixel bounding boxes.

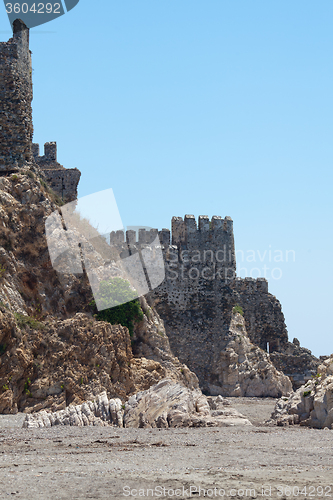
[23,393,123,428]
[271,355,333,429]
[22,379,251,429]
[124,378,251,428]
[210,313,293,397]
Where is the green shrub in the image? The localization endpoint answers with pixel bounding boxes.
[14,313,44,330]
[24,378,31,394]
[11,174,18,182]
[303,390,311,397]
[90,278,143,336]
[0,343,6,355]
[2,384,9,392]
[232,304,244,316]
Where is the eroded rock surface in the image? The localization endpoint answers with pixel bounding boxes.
[124,378,251,428]
[0,310,198,414]
[212,313,293,397]
[271,355,333,429]
[22,379,251,429]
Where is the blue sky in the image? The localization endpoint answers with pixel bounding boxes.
[1,1,332,357]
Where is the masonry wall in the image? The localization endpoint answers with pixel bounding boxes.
[0,20,33,171]
[33,142,81,203]
[0,23,80,202]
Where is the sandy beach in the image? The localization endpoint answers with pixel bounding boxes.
[0,398,332,500]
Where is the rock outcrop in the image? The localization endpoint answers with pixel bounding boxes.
[0,308,198,414]
[209,312,292,397]
[271,355,333,429]
[0,170,199,414]
[124,378,251,428]
[23,392,124,428]
[269,343,320,389]
[22,379,252,429]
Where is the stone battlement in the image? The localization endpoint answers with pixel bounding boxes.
[32,141,80,203]
[32,142,59,166]
[171,215,234,249]
[110,228,159,246]
[109,216,236,271]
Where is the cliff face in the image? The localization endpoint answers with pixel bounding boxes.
[0,308,197,415]
[0,173,90,318]
[0,172,198,414]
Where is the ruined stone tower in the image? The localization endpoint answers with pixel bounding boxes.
[0,19,33,170]
[0,20,80,201]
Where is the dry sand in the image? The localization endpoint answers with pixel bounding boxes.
[0,398,332,500]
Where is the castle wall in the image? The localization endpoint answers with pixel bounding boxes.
[0,23,80,202]
[137,215,316,393]
[0,20,33,171]
[43,168,81,204]
[145,215,241,391]
[33,142,81,203]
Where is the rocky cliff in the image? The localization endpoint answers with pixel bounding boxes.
[0,171,198,414]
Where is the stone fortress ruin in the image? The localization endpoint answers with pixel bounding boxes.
[0,20,321,395]
[0,19,80,202]
[109,216,320,391]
